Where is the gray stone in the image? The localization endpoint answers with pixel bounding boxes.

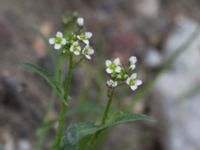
[154,18,200,150]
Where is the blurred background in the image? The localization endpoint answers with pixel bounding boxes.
[0,0,200,150]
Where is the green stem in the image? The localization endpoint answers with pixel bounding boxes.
[85,88,115,150]
[101,88,115,124]
[53,54,73,149]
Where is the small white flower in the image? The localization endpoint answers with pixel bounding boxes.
[49,32,67,50]
[82,45,94,59]
[107,79,118,88]
[70,41,81,55]
[129,56,137,70]
[105,58,121,74]
[77,32,92,45]
[77,17,84,27]
[126,73,142,91]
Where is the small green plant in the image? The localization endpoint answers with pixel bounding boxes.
[22,16,154,150]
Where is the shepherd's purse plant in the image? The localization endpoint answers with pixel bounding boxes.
[22,16,154,150]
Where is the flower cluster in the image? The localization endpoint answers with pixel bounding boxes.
[106,56,142,91]
[49,17,94,60]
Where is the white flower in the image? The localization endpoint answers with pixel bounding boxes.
[70,41,81,55]
[77,17,84,27]
[126,73,142,91]
[107,79,118,88]
[82,45,94,59]
[105,58,122,74]
[77,32,92,45]
[49,32,67,50]
[129,56,137,70]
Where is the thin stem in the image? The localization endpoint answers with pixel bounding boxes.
[64,54,73,100]
[53,54,73,149]
[85,88,115,150]
[101,88,115,124]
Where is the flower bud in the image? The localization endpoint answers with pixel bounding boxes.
[107,79,118,88]
[77,17,84,27]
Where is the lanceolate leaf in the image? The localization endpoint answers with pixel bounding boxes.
[21,62,62,98]
[106,113,155,127]
[61,113,154,150]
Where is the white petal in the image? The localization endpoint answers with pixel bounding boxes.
[107,80,113,86]
[130,73,137,79]
[61,39,67,45]
[88,47,94,54]
[114,58,120,65]
[129,56,137,64]
[77,35,81,40]
[106,68,112,74]
[113,81,118,87]
[105,60,112,66]
[56,32,63,38]
[85,32,92,39]
[130,64,136,70]
[49,38,55,44]
[136,80,142,86]
[83,40,89,45]
[74,51,80,55]
[130,85,138,91]
[70,46,73,52]
[126,78,131,85]
[107,80,112,86]
[115,66,121,73]
[54,44,61,50]
[85,55,91,59]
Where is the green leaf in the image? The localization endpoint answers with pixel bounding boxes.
[106,113,155,127]
[21,62,63,98]
[61,122,97,150]
[61,113,154,150]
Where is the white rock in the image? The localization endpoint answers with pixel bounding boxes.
[154,18,200,150]
[144,48,162,67]
[18,139,31,150]
[134,0,160,18]
[3,132,14,150]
